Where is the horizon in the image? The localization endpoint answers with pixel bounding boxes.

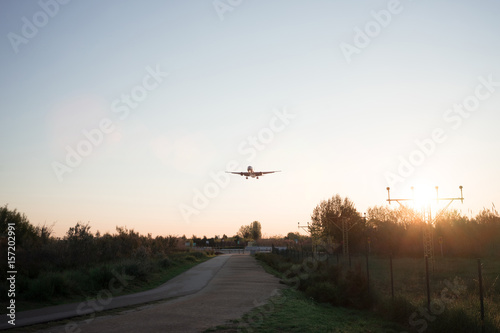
[1,1,499,239]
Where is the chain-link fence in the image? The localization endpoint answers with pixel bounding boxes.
[272,247,499,332]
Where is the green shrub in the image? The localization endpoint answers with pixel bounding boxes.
[324,265,342,285]
[122,261,149,281]
[184,255,197,262]
[13,275,31,300]
[26,272,68,301]
[89,265,114,290]
[26,278,52,301]
[429,307,480,333]
[159,256,173,268]
[257,253,290,270]
[277,262,293,273]
[341,267,371,309]
[305,282,341,304]
[132,246,151,260]
[376,296,416,323]
[63,270,87,295]
[191,251,205,259]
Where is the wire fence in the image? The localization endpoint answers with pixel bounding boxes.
[273,248,500,332]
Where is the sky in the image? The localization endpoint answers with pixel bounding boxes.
[1,0,499,239]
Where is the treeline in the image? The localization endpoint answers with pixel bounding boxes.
[0,205,182,280]
[368,205,500,257]
[189,221,262,248]
[189,234,244,248]
[309,195,500,258]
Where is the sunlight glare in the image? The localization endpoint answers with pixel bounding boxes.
[412,184,437,211]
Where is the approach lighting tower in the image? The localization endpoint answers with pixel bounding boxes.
[323,215,359,258]
[298,222,310,234]
[386,186,464,266]
[298,222,321,253]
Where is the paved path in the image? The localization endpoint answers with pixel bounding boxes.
[3,254,284,332]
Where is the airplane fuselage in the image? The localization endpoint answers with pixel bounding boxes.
[226,165,280,179]
[246,166,260,179]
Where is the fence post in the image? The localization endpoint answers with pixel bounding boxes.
[366,241,370,294]
[478,258,485,333]
[390,254,394,301]
[425,256,431,311]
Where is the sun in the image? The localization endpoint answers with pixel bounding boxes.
[411,184,438,211]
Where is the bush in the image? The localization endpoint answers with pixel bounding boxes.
[429,307,479,333]
[122,261,149,281]
[305,282,341,304]
[324,265,342,285]
[257,253,374,310]
[255,253,289,270]
[26,277,52,301]
[341,267,371,309]
[132,246,151,260]
[376,296,416,323]
[25,272,68,301]
[190,251,205,259]
[64,270,88,295]
[277,262,293,273]
[159,256,173,268]
[89,265,114,290]
[184,255,197,262]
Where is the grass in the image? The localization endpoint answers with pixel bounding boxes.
[238,253,500,333]
[362,255,500,332]
[3,251,214,313]
[206,283,407,332]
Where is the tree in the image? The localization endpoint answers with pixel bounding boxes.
[310,194,362,254]
[238,225,250,239]
[0,204,37,247]
[238,221,262,240]
[250,221,262,240]
[65,222,95,266]
[286,232,301,240]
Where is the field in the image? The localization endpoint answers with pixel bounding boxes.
[358,255,499,332]
[240,252,500,333]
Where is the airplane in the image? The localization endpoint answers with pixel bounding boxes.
[226,166,281,179]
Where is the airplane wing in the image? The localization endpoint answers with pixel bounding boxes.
[260,171,281,175]
[226,171,250,176]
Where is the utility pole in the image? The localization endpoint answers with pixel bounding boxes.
[386,186,464,269]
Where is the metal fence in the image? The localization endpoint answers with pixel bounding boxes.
[273,248,499,332]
